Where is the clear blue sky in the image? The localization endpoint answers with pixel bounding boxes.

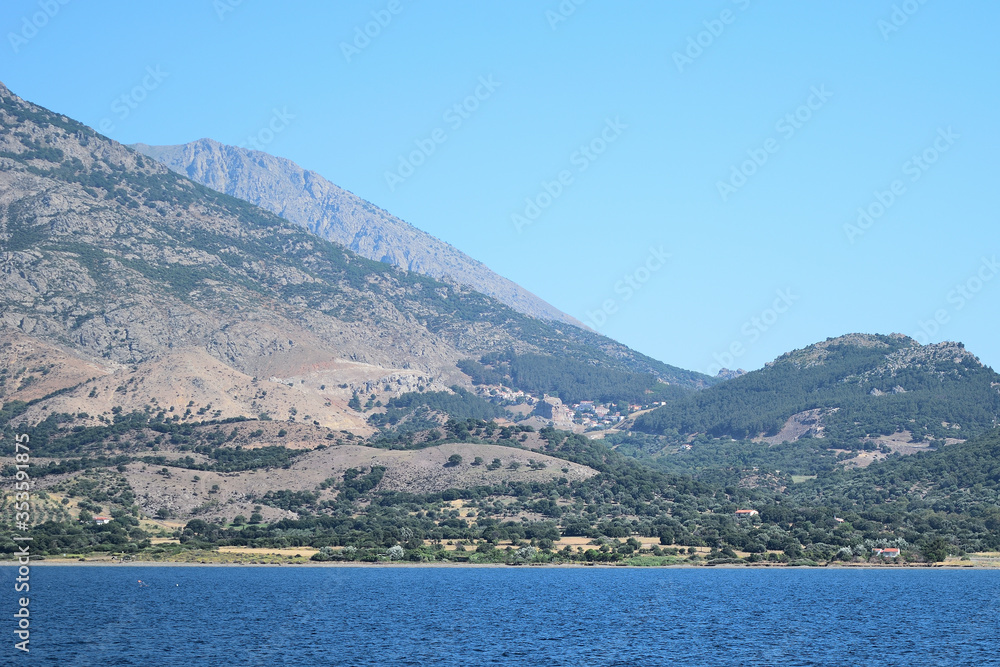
[2,1,998,375]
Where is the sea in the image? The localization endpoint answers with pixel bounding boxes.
[3,565,998,666]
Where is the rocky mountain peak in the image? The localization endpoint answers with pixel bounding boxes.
[132,139,583,328]
[768,333,916,369]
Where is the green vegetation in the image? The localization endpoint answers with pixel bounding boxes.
[368,386,508,435]
[459,351,693,404]
[2,419,999,563]
[142,446,303,473]
[607,432,849,486]
[634,337,1000,448]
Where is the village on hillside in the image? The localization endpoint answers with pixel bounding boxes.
[474,386,668,434]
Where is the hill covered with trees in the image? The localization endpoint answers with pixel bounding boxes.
[458,351,693,405]
[633,334,1000,447]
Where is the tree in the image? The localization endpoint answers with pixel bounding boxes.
[249,512,263,524]
[185,519,208,535]
[311,546,336,562]
[387,545,405,560]
[515,545,538,562]
[78,509,93,523]
[348,392,362,411]
[446,454,463,467]
[232,515,247,526]
[472,456,484,466]
[922,537,949,563]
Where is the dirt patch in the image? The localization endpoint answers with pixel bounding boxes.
[0,329,114,403]
[217,547,318,557]
[754,409,827,445]
[840,430,960,468]
[15,347,372,434]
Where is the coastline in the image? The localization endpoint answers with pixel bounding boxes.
[3,558,994,569]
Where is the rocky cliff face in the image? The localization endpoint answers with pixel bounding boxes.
[132,139,582,328]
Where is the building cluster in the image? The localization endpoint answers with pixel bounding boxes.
[569,401,625,428]
[474,385,677,433]
[477,386,536,405]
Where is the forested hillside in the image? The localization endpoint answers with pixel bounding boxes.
[458,351,693,404]
[634,335,1000,447]
[4,397,999,564]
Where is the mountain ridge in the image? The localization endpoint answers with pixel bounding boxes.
[131,138,583,329]
[0,80,710,437]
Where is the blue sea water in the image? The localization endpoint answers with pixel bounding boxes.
[2,565,998,666]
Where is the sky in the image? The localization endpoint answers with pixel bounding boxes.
[2,1,998,376]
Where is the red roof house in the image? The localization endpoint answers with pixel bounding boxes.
[872,547,900,558]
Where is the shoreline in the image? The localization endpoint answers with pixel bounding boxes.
[2,559,993,569]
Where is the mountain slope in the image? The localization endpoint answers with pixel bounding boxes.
[792,426,1000,510]
[0,81,709,435]
[631,333,1000,453]
[132,138,581,328]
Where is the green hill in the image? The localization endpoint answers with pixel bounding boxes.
[633,333,1000,448]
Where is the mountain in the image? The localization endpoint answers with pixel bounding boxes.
[0,81,710,432]
[0,78,706,542]
[5,82,998,566]
[132,138,582,328]
[618,333,1000,483]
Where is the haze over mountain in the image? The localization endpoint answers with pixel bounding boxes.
[132,138,581,328]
